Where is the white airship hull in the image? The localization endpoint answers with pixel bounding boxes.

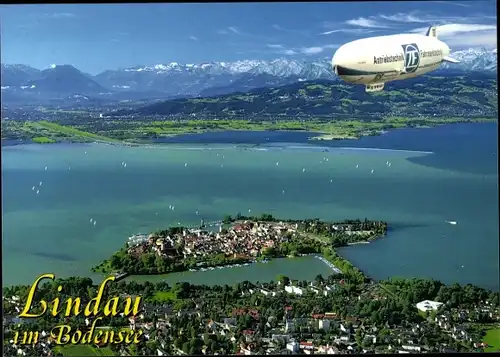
[332,27,458,92]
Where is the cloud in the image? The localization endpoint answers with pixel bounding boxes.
[300,47,324,54]
[267,44,284,49]
[188,36,198,41]
[217,26,243,35]
[228,26,242,35]
[271,43,338,56]
[299,44,339,55]
[375,11,494,26]
[410,23,496,35]
[272,23,311,37]
[410,24,497,49]
[319,28,377,35]
[428,1,471,7]
[41,12,76,19]
[345,17,389,28]
[445,31,497,48]
[379,13,434,23]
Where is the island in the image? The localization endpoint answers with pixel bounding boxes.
[91,214,388,285]
[3,211,499,357]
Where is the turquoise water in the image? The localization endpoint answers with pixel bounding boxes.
[2,125,498,290]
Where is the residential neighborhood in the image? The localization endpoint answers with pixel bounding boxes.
[127,221,300,264]
[3,275,499,356]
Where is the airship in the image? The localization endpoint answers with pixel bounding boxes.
[331,26,460,92]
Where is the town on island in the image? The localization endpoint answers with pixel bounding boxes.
[3,214,500,356]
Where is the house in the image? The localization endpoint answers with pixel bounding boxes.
[324,312,337,319]
[317,345,339,354]
[286,341,299,353]
[157,348,168,356]
[318,319,331,331]
[300,341,315,350]
[285,320,296,333]
[260,288,275,296]
[364,334,377,345]
[285,286,303,295]
[309,286,321,294]
[416,300,443,312]
[402,345,422,352]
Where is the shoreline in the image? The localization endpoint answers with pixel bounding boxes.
[92,216,385,285]
[2,119,496,147]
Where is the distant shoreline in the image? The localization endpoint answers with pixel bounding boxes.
[2,118,496,146]
[0,139,437,156]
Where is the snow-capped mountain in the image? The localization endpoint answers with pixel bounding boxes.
[93,48,495,95]
[1,47,496,105]
[441,48,497,72]
[101,48,496,77]
[91,58,336,97]
[101,58,333,81]
[1,64,41,86]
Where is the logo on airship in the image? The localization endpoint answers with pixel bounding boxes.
[401,43,420,73]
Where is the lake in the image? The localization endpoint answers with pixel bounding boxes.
[2,123,498,290]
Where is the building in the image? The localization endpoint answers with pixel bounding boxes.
[318,319,330,331]
[285,320,295,333]
[416,300,444,312]
[286,342,299,353]
[285,286,303,295]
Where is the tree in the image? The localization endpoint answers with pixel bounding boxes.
[315,274,325,285]
[277,275,290,286]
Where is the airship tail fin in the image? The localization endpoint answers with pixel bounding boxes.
[426,26,438,39]
[443,56,460,63]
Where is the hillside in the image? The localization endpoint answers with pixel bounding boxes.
[130,74,498,119]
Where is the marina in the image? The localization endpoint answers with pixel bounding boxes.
[188,259,268,272]
[124,255,334,286]
[313,255,342,274]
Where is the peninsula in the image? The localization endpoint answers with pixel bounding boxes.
[92,214,387,284]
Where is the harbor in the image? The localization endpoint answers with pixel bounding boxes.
[313,254,342,274]
[188,259,268,272]
[124,255,334,286]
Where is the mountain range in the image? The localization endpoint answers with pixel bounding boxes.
[1,47,497,107]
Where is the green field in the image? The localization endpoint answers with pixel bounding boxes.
[32,136,56,144]
[483,328,500,352]
[55,344,114,356]
[96,117,497,142]
[151,290,177,302]
[35,121,119,143]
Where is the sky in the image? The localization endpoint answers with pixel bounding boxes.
[0,1,497,74]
